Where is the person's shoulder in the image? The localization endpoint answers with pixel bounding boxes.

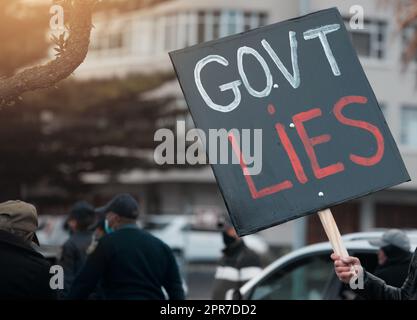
[374,266,390,277]
[26,247,52,271]
[94,232,120,251]
[137,229,173,251]
[63,235,79,249]
[100,228,152,243]
[99,231,119,243]
[102,228,173,252]
[138,228,168,244]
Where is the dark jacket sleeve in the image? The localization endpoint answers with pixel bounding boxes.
[357,270,412,300]
[67,238,111,299]
[38,260,58,300]
[59,240,78,297]
[357,249,417,300]
[236,249,263,288]
[356,253,415,300]
[162,246,185,300]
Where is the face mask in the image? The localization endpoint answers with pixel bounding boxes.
[222,231,236,247]
[104,219,114,234]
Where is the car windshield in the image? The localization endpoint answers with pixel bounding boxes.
[249,253,334,300]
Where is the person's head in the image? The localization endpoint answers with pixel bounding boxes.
[369,229,411,265]
[377,249,387,265]
[219,215,239,247]
[92,219,106,239]
[97,194,139,232]
[67,201,95,233]
[0,200,39,245]
[88,210,107,239]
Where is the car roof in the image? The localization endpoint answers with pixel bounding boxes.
[342,229,417,242]
[143,214,187,221]
[240,229,417,295]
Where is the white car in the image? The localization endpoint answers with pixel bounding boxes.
[36,213,270,263]
[143,214,270,262]
[36,215,69,247]
[233,230,417,300]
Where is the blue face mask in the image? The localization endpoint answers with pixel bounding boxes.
[104,219,114,234]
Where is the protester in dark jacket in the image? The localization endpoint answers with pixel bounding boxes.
[85,214,108,300]
[0,200,56,299]
[68,194,185,300]
[59,201,95,298]
[212,218,263,300]
[332,229,417,300]
[86,213,107,255]
[370,230,412,287]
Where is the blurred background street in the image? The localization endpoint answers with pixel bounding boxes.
[1,0,417,300]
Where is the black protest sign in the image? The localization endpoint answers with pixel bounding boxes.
[169,8,410,236]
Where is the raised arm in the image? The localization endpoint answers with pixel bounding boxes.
[331,254,415,300]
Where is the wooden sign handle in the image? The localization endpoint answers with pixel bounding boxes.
[317,208,349,258]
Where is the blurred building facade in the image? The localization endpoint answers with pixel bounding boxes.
[74,0,417,248]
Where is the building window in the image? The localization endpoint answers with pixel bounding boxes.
[91,31,126,53]
[197,11,206,43]
[401,106,417,147]
[197,10,267,43]
[220,10,244,37]
[344,18,387,59]
[226,10,240,35]
[155,15,166,53]
[212,11,221,40]
[164,14,178,51]
[108,33,124,49]
[259,12,268,27]
[136,18,154,56]
[198,10,221,41]
[91,10,269,57]
[244,11,267,31]
[187,12,198,46]
[90,20,130,56]
[177,12,191,49]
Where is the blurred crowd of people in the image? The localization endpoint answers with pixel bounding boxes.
[1,193,415,300]
[0,195,183,299]
[0,194,263,300]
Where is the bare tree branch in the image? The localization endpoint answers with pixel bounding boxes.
[397,3,417,28]
[0,0,96,103]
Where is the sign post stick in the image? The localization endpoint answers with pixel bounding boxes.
[317,208,349,258]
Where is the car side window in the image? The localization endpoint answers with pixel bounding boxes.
[249,253,333,300]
